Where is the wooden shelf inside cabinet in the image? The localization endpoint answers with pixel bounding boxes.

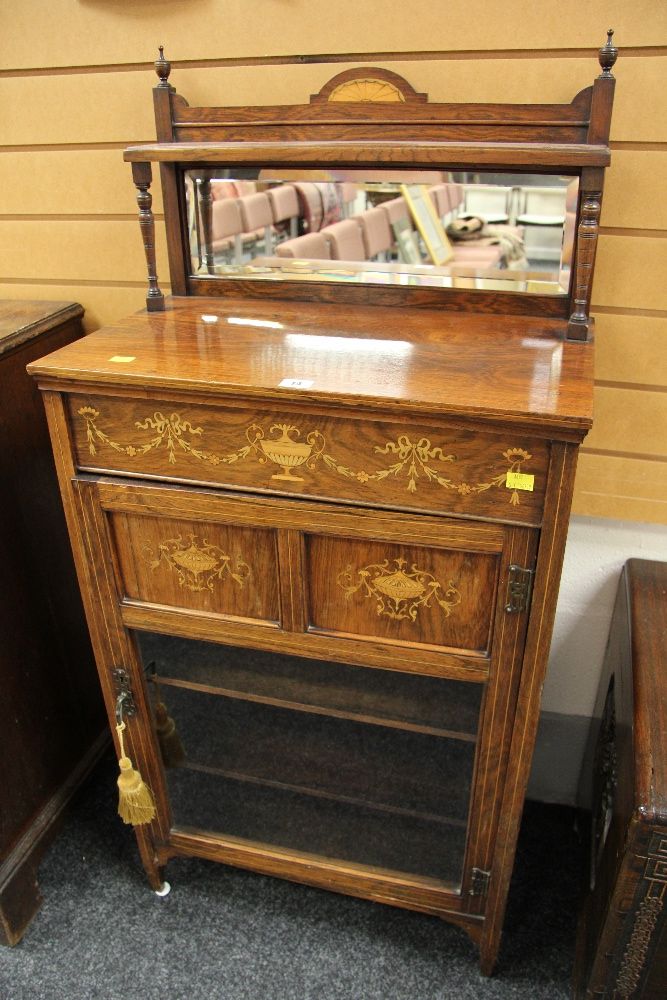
[141,637,482,741]
[28,32,617,978]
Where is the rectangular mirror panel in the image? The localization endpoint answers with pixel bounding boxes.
[185,169,577,297]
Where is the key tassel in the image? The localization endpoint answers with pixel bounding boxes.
[154,698,186,768]
[116,721,156,826]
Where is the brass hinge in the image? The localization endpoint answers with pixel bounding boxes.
[505,564,534,614]
[469,868,491,896]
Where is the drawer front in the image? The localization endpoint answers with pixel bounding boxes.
[109,511,281,626]
[69,393,548,525]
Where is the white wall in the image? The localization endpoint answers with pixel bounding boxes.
[527,515,667,804]
[545,515,667,717]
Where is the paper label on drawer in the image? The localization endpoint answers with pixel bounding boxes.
[279,378,314,389]
[506,471,535,492]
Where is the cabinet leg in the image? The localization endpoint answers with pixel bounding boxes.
[134,826,165,893]
[0,859,43,947]
[479,926,501,977]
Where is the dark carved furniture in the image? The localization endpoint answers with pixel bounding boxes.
[28,34,617,974]
[0,301,105,946]
[574,559,667,999]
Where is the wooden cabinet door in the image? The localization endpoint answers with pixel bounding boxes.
[76,476,537,919]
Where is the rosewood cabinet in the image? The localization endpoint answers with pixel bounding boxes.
[29,35,618,974]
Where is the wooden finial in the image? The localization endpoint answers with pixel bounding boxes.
[598,29,618,78]
[155,45,171,87]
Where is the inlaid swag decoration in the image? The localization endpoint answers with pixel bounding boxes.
[78,406,533,506]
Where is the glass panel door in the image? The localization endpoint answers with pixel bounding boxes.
[135,631,484,888]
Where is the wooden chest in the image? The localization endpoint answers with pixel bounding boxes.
[574,559,667,999]
[0,301,104,946]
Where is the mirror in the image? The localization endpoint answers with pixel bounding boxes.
[184,169,578,296]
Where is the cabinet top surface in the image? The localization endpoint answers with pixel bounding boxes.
[0,300,83,357]
[30,297,593,433]
[625,559,667,823]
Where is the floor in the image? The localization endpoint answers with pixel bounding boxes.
[0,752,585,1000]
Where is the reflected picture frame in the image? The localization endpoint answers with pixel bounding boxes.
[401,183,454,265]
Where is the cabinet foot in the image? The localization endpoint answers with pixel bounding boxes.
[134,825,165,893]
[479,931,501,977]
[154,881,171,897]
[0,859,42,947]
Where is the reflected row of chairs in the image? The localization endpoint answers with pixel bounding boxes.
[276,184,506,268]
[202,181,359,264]
[198,180,530,270]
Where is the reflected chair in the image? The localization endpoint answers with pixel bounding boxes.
[210,198,244,264]
[292,182,325,233]
[237,192,275,255]
[267,185,300,240]
[338,182,360,219]
[275,232,332,260]
[321,219,367,261]
[355,207,395,261]
[516,185,568,262]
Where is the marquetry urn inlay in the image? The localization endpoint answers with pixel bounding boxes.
[145,533,251,593]
[337,558,462,622]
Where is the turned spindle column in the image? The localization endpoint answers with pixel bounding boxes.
[198,176,216,275]
[131,161,164,312]
[567,187,602,341]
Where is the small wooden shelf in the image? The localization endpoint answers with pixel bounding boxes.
[139,633,482,742]
[123,140,611,170]
[158,686,477,826]
[166,765,468,887]
[184,760,468,829]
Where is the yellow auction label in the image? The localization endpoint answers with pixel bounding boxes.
[506,471,535,492]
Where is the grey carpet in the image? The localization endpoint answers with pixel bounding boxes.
[0,753,582,1000]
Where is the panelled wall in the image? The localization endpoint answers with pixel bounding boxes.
[1,1,666,529]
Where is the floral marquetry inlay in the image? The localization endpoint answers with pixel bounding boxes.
[78,406,257,467]
[78,407,534,506]
[145,534,251,593]
[338,558,462,622]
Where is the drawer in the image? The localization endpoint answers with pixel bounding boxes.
[69,393,548,525]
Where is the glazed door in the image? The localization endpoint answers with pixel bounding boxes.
[77,476,536,914]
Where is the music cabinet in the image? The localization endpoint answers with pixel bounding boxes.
[28,34,618,973]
